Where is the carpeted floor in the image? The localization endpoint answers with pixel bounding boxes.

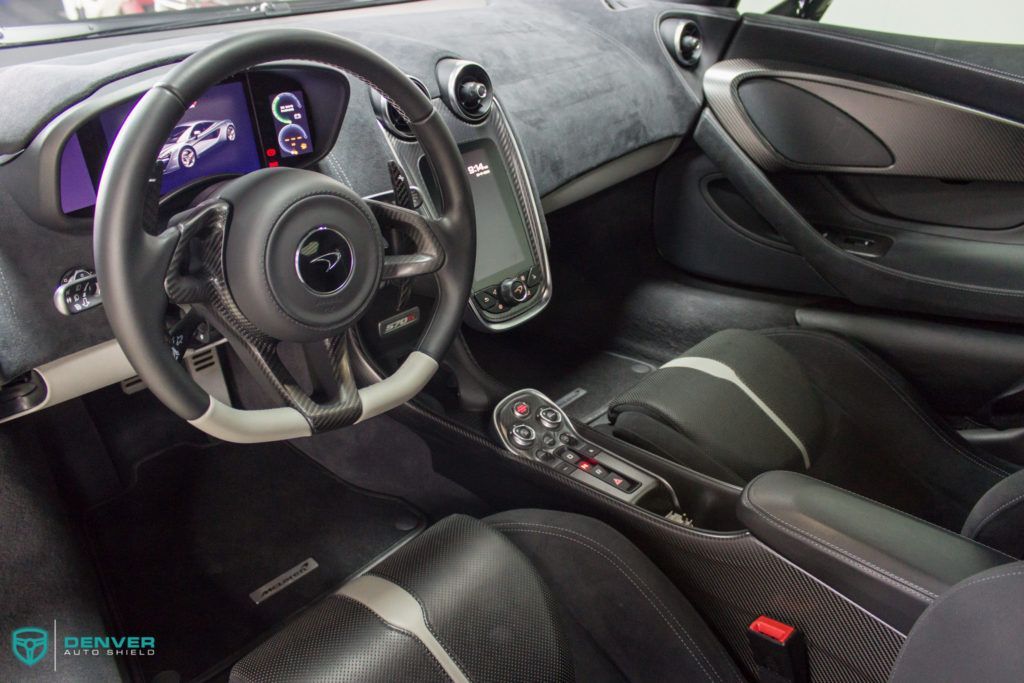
[85,441,424,682]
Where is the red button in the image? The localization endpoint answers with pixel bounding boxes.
[512,401,531,417]
[749,615,796,644]
[578,461,593,472]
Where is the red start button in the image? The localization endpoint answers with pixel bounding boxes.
[512,401,531,418]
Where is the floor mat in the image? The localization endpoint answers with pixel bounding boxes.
[85,441,424,682]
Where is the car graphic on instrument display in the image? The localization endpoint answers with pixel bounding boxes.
[158,119,236,173]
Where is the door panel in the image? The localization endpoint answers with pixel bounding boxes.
[657,11,1024,324]
[705,61,1024,180]
[651,8,1024,438]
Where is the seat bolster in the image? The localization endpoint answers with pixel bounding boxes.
[963,469,1024,558]
[890,561,1024,683]
[230,594,452,683]
[487,509,744,683]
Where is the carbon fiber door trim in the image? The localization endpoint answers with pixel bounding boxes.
[704,59,1024,182]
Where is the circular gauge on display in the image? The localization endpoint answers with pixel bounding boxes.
[271,92,303,124]
[278,123,311,156]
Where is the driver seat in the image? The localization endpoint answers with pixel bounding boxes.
[229,510,740,683]
[229,510,1024,682]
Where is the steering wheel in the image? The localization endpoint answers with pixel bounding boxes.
[94,29,475,443]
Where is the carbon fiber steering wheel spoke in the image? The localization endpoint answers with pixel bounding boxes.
[369,200,445,280]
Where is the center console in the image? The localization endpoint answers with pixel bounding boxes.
[493,389,675,511]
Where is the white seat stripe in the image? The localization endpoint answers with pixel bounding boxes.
[337,574,468,682]
[661,356,811,469]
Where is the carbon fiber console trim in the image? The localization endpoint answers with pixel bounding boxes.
[704,59,1024,182]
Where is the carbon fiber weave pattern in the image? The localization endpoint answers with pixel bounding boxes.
[163,199,362,431]
[368,199,445,280]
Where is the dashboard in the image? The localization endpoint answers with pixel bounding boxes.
[0,0,699,399]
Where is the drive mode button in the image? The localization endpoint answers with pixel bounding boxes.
[509,424,536,449]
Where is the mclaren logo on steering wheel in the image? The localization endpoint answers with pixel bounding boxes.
[296,226,354,295]
[310,250,344,272]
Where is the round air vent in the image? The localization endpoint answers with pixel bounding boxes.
[437,60,493,123]
[662,19,702,68]
[372,76,429,141]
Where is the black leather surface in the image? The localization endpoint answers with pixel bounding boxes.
[702,14,1024,324]
[608,327,1013,530]
[370,514,574,683]
[795,305,1024,417]
[230,596,452,683]
[232,514,573,682]
[737,78,893,167]
[727,14,1024,127]
[739,471,1011,633]
[487,509,744,683]
[231,510,751,682]
[889,561,1024,683]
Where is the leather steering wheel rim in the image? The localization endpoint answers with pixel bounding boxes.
[94,28,475,442]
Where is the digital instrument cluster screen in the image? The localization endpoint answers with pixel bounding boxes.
[59,134,97,214]
[100,81,262,196]
[58,76,318,216]
[269,90,313,158]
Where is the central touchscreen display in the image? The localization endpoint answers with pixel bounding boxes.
[100,81,262,195]
[464,142,534,290]
[421,140,534,291]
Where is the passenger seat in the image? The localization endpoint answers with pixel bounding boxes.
[607,329,1024,555]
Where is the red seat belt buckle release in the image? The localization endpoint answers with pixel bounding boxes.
[747,616,808,683]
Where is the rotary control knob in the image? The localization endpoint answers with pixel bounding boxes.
[537,406,563,429]
[499,277,529,305]
[458,80,489,112]
[509,423,536,449]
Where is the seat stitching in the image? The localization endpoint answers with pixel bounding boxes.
[969,493,1024,539]
[742,487,940,600]
[763,329,1009,477]
[492,522,726,683]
